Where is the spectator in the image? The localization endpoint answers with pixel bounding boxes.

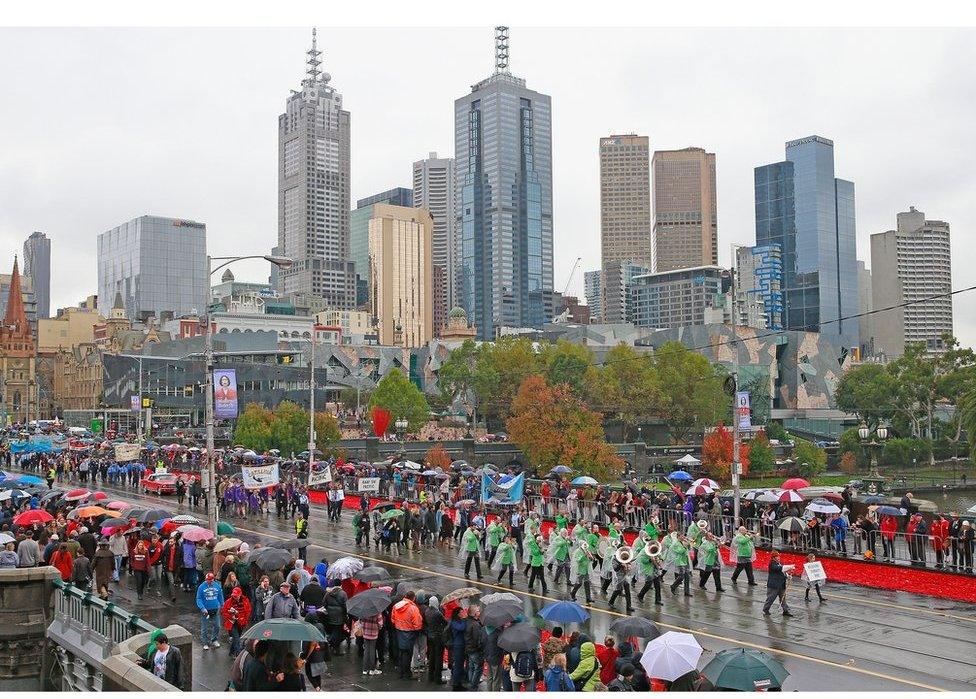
[508,642,543,691]
[607,661,635,691]
[242,640,284,691]
[141,633,183,689]
[360,611,384,676]
[597,636,619,686]
[569,641,602,691]
[17,533,39,568]
[196,571,225,650]
[0,541,19,568]
[49,542,74,582]
[130,540,150,599]
[545,652,576,691]
[221,586,252,658]
[392,590,424,680]
[423,596,447,685]
[265,581,301,620]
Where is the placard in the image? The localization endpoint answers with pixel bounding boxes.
[241,464,280,489]
[803,561,827,582]
[114,443,141,462]
[308,464,333,487]
[735,391,752,429]
[358,477,381,493]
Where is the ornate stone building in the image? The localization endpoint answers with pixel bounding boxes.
[0,258,37,424]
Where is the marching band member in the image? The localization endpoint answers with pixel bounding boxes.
[491,534,518,587]
[485,519,506,568]
[459,523,484,580]
[668,534,693,597]
[569,540,597,604]
[599,537,619,596]
[526,534,549,594]
[730,526,758,586]
[635,538,664,606]
[547,528,572,585]
[607,545,636,614]
[588,524,604,569]
[523,513,542,577]
[696,532,726,592]
[687,519,708,564]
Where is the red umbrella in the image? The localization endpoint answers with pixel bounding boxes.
[87,491,108,502]
[777,489,805,503]
[781,478,810,490]
[64,488,91,502]
[14,509,53,526]
[106,500,129,511]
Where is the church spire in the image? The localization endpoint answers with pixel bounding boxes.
[3,255,28,331]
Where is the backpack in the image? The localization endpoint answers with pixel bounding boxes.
[514,650,534,679]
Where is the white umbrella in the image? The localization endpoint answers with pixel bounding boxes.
[675,454,702,466]
[686,484,715,496]
[744,489,773,501]
[755,490,783,503]
[777,490,805,504]
[0,532,15,545]
[968,504,976,514]
[393,460,423,471]
[639,631,703,682]
[328,556,365,580]
[805,500,841,515]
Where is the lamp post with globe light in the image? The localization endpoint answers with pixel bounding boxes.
[858,422,888,477]
[395,417,408,455]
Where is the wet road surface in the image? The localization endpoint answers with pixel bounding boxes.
[41,475,976,691]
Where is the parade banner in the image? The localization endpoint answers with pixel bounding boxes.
[213,369,239,419]
[358,477,381,493]
[308,463,333,487]
[481,472,525,505]
[241,463,280,489]
[803,561,827,582]
[130,395,141,412]
[735,391,752,430]
[114,442,141,462]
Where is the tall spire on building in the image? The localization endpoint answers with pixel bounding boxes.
[3,256,28,332]
[304,27,324,87]
[494,26,510,74]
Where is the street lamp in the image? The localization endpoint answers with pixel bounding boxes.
[858,422,888,475]
[203,253,292,533]
[395,418,408,453]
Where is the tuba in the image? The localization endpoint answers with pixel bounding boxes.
[614,545,635,565]
[645,541,662,558]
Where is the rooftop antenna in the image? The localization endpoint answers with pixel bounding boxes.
[494,26,509,74]
[304,27,322,86]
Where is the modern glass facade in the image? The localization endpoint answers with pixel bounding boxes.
[23,231,51,319]
[754,136,858,350]
[456,67,553,339]
[97,215,208,322]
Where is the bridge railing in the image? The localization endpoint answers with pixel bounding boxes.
[50,578,157,658]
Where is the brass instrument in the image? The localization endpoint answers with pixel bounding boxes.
[614,545,635,565]
[645,541,662,558]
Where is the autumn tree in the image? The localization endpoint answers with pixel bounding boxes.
[838,452,858,475]
[425,443,452,470]
[506,374,624,483]
[314,411,341,453]
[700,424,751,480]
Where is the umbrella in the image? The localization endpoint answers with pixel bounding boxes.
[135,508,173,523]
[778,516,807,533]
[214,537,244,553]
[13,510,53,526]
[393,460,423,471]
[328,557,365,580]
[441,586,481,605]
[455,499,476,508]
[537,601,589,624]
[691,478,720,490]
[106,500,129,511]
[381,509,405,521]
[639,631,703,682]
[270,538,307,550]
[370,501,397,512]
[805,499,841,514]
[781,478,810,490]
[355,566,391,583]
[685,484,714,497]
[101,517,131,528]
[40,490,65,502]
[0,532,15,545]
[15,475,44,485]
[481,592,522,605]
[87,491,108,501]
[450,460,470,470]
[64,488,91,502]
[248,547,293,571]
[498,621,541,652]
[609,616,661,639]
[571,476,599,486]
[346,589,393,618]
[170,514,201,525]
[777,490,804,503]
[0,489,30,501]
[668,470,693,481]
[482,601,524,628]
[217,521,236,535]
[422,470,438,477]
[875,505,906,517]
[549,465,573,475]
[435,471,451,480]
[75,506,115,519]
[863,495,885,505]
[743,489,772,501]
[181,526,215,542]
[242,618,326,643]
[702,648,790,692]
[968,504,976,514]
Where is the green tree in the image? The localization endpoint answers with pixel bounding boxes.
[834,362,898,431]
[597,344,659,437]
[882,437,932,470]
[748,433,775,475]
[654,341,729,443]
[368,368,431,431]
[233,403,272,452]
[313,411,341,453]
[792,438,827,479]
[838,427,870,469]
[472,336,544,426]
[764,421,788,442]
[269,400,309,456]
[541,340,597,398]
[436,338,481,408]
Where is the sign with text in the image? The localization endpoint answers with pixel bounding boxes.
[308,464,333,487]
[803,561,827,582]
[241,464,280,489]
[130,395,141,412]
[213,369,239,420]
[358,477,381,493]
[114,442,141,462]
[735,391,752,430]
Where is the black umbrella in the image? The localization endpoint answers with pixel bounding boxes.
[346,589,392,618]
[101,517,130,528]
[125,507,150,521]
[370,501,397,512]
[270,538,307,550]
[137,508,173,523]
[39,490,64,502]
[248,547,293,571]
[356,566,391,583]
[498,621,541,652]
[609,616,661,639]
[482,601,523,628]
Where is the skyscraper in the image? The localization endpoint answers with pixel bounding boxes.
[601,260,649,324]
[455,27,554,339]
[350,187,412,307]
[652,148,717,273]
[870,207,952,357]
[413,152,458,328]
[584,270,602,323]
[600,135,652,269]
[276,29,356,311]
[856,260,873,358]
[754,135,858,350]
[23,232,51,319]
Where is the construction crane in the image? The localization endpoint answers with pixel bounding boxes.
[563,256,582,296]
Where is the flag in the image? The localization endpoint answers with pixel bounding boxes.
[481,472,524,505]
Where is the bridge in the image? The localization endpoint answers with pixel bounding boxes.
[0,568,191,691]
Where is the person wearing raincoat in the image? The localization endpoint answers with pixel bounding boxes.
[696,532,725,592]
[730,526,757,585]
[599,536,619,596]
[491,534,517,586]
[485,519,505,567]
[635,536,664,605]
[547,528,571,584]
[668,533,692,596]
[569,539,597,604]
[526,534,549,594]
[460,524,483,579]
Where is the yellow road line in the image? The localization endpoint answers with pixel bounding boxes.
[234,523,947,692]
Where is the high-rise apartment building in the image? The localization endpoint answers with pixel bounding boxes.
[632,266,731,329]
[734,244,782,330]
[23,232,51,319]
[870,207,952,357]
[652,148,717,273]
[368,204,434,348]
[455,27,554,339]
[413,153,458,329]
[755,135,858,350]
[584,270,602,323]
[276,29,356,311]
[602,260,649,324]
[350,187,412,307]
[97,215,208,323]
[600,135,652,269]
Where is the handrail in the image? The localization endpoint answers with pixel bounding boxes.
[52,578,156,640]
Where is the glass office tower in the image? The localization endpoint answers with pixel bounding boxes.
[455,28,554,339]
[754,136,858,350]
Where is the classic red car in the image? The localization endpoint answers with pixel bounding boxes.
[140,473,179,495]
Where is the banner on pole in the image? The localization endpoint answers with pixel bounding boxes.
[735,391,752,430]
[114,443,141,462]
[308,463,333,487]
[481,472,525,505]
[358,477,381,493]
[130,395,141,412]
[241,464,280,489]
[213,369,239,419]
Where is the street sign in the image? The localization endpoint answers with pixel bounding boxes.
[735,391,752,429]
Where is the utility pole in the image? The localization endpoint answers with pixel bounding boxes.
[203,256,218,534]
[730,340,742,529]
[308,325,316,474]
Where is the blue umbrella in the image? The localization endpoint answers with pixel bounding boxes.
[874,505,906,517]
[571,476,598,486]
[550,465,573,475]
[862,495,885,505]
[537,601,589,624]
[668,470,693,481]
[16,475,44,485]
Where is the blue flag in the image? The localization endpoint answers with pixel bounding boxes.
[481,472,525,505]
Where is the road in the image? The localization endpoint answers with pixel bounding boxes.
[42,474,976,692]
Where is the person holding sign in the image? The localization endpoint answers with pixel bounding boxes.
[801,553,827,603]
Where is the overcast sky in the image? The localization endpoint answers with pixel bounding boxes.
[0,27,973,346]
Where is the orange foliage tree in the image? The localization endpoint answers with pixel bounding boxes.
[506,374,625,482]
[424,443,452,470]
[701,424,751,480]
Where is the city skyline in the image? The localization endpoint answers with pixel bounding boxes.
[0,27,973,345]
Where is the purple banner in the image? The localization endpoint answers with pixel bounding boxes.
[213,369,239,419]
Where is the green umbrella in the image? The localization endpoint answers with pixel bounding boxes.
[381,508,405,521]
[242,618,327,643]
[701,648,790,691]
[217,521,236,535]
